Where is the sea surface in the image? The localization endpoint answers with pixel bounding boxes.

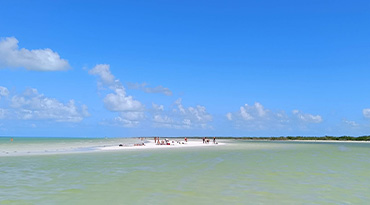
[1,137,370,204]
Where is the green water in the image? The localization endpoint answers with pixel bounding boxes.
[1,139,370,204]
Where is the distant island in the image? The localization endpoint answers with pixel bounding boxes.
[185,136,370,141]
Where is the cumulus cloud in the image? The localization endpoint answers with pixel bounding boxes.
[343,119,359,127]
[89,64,145,126]
[226,102,322,130]
[113,112,145,127]
[120,111,145,121]
[113,116,141,128]
[0,86,89,122]
[0,86,9,98]
[292,110,323,123]
[226,102,289,130]
[9,88,89,122]
[127,82,173,96]
[363,109,370,118]
[103,85,144,112]
[89,64,144,112]
[89,65,211,129]
[0,37,70,71]
[238,102,267,120]
[88,64,115,85]
[152,103,164,111]
[152,98,213,129]
[153,114,173,124]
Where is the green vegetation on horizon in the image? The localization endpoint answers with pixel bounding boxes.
[186,136,370,141]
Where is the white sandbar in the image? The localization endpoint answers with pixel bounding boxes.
[99,139,223,151]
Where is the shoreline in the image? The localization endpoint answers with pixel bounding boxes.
[0,138,224,157]
[2,137,370,157]
[233,139,370,143]
[99,139,224,151]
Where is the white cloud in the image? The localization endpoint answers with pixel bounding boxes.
[127,82,173,96]
[113,116,141,128]
[81,105,90,117]
[152,115,174,128]
[89,64,146,126]
[363,109,370,118]
[88,64,115,85]
[239,103,270,121]
[233,102,269,121]
[226,112,233,120]
[240,105,254,120]
[153,98,213,129]
[10,88,89,122]
[153,114,173,124]
[103,85,144,112]
[152,103,164,111]
[120,111,145,121]
[89,64,144,113]
[343,119,359,127]
[0,108,7,119]
[175,98,186,114]
[226,102,322,130]
[0,86,9,98]
[113,111,145,128]
[292,110,323,123]
[174,99,212,122]
[89,65,212,129]
[0,37,70,71]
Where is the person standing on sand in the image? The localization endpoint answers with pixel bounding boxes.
[154,137,157,143]
[213,137,216,144]
[203,137,205,143]
[185,137,187,142]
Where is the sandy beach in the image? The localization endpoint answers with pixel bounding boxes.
[0,138,225,157]
[100,138,223,151]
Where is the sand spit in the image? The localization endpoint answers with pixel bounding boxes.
[100,139,224,151]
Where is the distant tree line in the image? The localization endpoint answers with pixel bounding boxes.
[185,136,370,141]
[268,136,370,141]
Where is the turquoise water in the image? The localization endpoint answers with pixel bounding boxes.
[0,137,143,156]
[1,138,370,204]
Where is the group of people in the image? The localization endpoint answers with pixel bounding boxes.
[154,136,217,145]
[203,137,216,144]
[154,137,172,145]
[119,142,145,147]
[118,136,218,148]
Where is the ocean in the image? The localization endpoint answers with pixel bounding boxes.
[1,137,370,204]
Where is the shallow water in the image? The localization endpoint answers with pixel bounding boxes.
[1,138,370,204]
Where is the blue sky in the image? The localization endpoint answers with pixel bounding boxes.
[0,0,369,137]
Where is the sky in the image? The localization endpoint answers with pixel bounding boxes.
[0,0,370,137]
